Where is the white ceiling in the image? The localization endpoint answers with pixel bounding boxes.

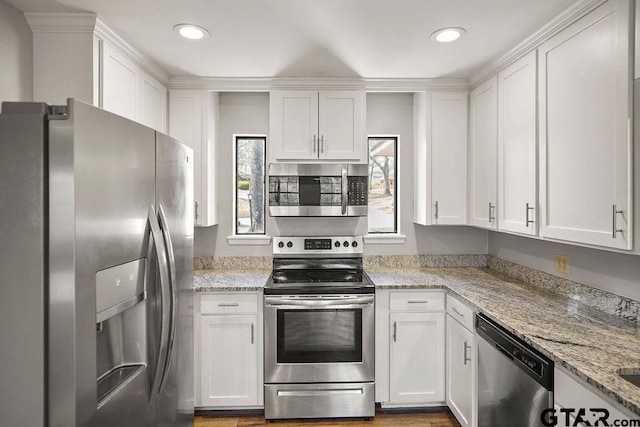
[7,0,578,79]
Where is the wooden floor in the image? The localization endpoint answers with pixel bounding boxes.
[195,409,461,427]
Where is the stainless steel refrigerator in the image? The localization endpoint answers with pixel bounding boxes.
[0,99,194,427]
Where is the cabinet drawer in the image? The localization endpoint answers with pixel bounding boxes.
[446,294,475,332]
[200,293,258,314]
[389,291,445,312]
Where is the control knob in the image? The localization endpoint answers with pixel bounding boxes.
[286,241,293,248]
[334,241,341,247]
[352,241,358,248]
[278,241,284,248]
[343,241,349,247]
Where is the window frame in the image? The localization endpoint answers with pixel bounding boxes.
[367,136,398,234]
[231,134,268,238]
[364,134,406,244]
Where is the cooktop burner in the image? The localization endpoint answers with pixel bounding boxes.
[271,269,364,284]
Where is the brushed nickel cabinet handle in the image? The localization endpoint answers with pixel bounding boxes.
[312,135,317,154]
[251,323,254,344]
[434,201,439,220]
[320,135,324,154]
[489,202,495,223]
[451,306,464,317]
[613,204,623,238]
[464,342,471,365]
[217,302,239,307]
[393,321,397,343]
[195,201,199,221]
[526,203,534,227]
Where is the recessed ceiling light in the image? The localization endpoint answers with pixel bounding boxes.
[173,24,210,40]
[431,27,466,43]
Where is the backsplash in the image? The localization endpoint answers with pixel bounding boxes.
[363,254,488,269]
[488,256,640,323]
[194,256,271,270]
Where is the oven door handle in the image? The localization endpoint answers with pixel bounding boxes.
[265,295,374,308]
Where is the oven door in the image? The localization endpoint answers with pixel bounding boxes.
[264,294,374,384]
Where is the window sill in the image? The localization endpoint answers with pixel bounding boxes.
[227,235,272,246]
[364,233,407,245]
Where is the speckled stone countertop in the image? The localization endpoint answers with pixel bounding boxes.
[194,264,640,416]
[369,267,640,416]
[193,269,270,292]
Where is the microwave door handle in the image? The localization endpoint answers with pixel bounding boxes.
[341,165,348,215]
[147,206,171,400]
[157,205,177,392]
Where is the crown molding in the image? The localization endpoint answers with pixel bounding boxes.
[469,0,608,88]
[167,76,469,92]
[94,18,170,83]
[25,12,97,33]
[364,78,469,92]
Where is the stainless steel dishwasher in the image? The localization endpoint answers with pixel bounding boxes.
[476,313,554,427]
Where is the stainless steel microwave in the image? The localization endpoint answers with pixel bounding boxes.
[268,163,368,217]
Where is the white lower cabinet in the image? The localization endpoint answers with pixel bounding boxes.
[196,293,263,408]
[445,294,476,427]
[376,290,445,406]
[554,367,636,427]
[390,311,445,404]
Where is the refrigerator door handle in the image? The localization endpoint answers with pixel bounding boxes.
[158,205,178,391]
[148,205,171,400]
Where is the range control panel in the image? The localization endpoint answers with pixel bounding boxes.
[273,236,364,256]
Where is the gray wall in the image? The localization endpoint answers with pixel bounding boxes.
[195,91,488,256]
[489,232,640,301]
[0,0,33,103]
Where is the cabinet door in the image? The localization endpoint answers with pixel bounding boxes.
[270,90,318,160]
[469,77,498,230]
[200,314,258,407]
[538,0,632,249]
[389,312,445,404]
[102,42,138,121]
[431,91,468,225]
[446,315,475,427]
[498,51,538,236]
[169,90,204,226]
[318,90,364,161]
[138,69,167,132]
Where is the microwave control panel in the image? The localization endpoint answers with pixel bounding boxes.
[348,177,368,205]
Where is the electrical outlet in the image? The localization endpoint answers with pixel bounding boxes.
[556,254,570,275]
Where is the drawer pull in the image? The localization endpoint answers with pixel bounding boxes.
[218,302,239,307]
[451,307,464,317]
[407,300,430,304]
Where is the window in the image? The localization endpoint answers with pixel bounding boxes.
[368,137,397,233]
[235,136,266,235]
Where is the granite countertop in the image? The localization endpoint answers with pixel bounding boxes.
[369,267,640,417]
[193,269,270,292]
[194,266,640,416]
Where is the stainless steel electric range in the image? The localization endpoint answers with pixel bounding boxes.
[263,236,375,421]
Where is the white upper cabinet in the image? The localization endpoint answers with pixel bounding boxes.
[169,89,217,227]
[469,77,498,230]
[27,15,168,132]
[538,0,633,250]
[138,70,167,133]
[270,89,365,162]
[497,51,538,236]
[414,91,468,226]
[431,91,469,225]
[102,42,139,122]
